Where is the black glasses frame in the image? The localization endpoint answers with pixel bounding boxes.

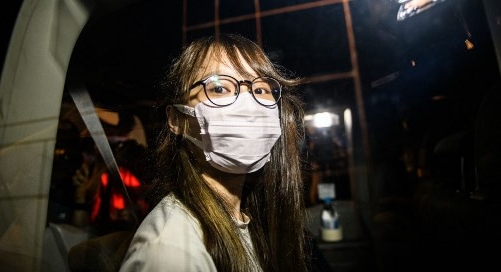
[188,74,282,107]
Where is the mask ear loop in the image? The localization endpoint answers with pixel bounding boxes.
[277,91,283,121]
[169,104,204,149]
[172,104,196,117]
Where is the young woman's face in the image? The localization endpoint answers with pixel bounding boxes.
[181,50,258,145]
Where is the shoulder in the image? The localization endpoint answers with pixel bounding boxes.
[120,194,216,271]
[140,194,201,232]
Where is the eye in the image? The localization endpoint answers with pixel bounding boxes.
[253,87,269,95]
[205,78,236,97]
[211,85,227,94]
[252,79,273,96]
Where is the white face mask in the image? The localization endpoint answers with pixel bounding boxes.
[173,93,282,174]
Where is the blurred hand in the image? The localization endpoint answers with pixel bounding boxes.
[403,0,434,11]
[397,0,439,21]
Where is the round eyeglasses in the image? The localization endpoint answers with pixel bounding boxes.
[188,74,282,107]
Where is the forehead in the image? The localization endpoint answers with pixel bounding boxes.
[195,47,256,79]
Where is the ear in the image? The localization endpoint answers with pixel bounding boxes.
[166,105,181,135]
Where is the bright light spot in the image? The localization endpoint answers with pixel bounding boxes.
[343,109,352,129]
[313,112,339,128]
[465,39,474,50]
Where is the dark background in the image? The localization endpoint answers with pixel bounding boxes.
[2,0,501,271]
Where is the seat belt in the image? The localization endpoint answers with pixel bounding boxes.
[68,83,139,227]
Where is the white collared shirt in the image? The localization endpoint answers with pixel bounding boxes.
[120,193,261,271]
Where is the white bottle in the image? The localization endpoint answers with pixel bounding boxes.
[320,198,343,242]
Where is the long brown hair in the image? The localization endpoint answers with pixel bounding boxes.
[149,33,310,272]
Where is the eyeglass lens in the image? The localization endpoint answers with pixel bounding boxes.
[203,75,281,106]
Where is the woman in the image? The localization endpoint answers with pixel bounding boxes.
[120,33,311,271]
